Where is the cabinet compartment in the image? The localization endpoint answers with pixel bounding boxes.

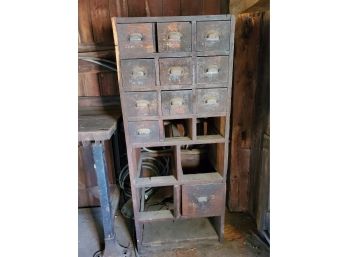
[159,57,193,85]
[128,121,160,144]
[161,90,193,116]
[196,117,225,137]
[196,21,230,51]
[197,56,229,84]
[182,183,225,217]
[121,59,156,88]
[196,88,228,115]
[117,23,155,57]
[157,22,192,52]
[164,119,193,140]
[124,91,158,118]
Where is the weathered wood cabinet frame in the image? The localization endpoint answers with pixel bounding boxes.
[111,15,235,252]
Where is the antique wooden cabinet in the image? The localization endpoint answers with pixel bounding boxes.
[112,15,235,252]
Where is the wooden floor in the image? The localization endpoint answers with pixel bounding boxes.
[78,208,269,257]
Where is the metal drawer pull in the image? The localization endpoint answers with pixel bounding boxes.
[206,31,220,41]
[131,68,146,78]
[197,196,208,203]
[137,128,151,135]
[168,31,182,41]
[169,66,184,77]
[170,97,184,106]
[205,65,219,75]
[135,100,150,108]
[204,96,218,105]
[129,33,143,42]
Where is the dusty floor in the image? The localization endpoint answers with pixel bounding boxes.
[78,208,269,257]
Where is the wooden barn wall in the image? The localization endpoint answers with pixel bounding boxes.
[78,0,228,207]
[227,10,269,213]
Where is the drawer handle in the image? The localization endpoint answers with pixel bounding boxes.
[197,196,208,203]
[168,31,182,41]
[131,68,146,79]
[169,66,184,77]
[205,65,219,75]
[170,97,184,106]
[129,33,143,42]
[137,128,151,135]
[204,96,218,105]
[206,31,220,42]
[135,100,150,108]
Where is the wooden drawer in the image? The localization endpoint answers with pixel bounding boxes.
[182,183,225,217]
[197,56,229,84]
[196,21,230,51]
[117,23,155,56]
[196,88,228,114]
[161,90,193,116]
[124,92,158,118]
[128,121,159,144]
[121,59,156,89]
[159,57,193,85]
[157,22,192,52]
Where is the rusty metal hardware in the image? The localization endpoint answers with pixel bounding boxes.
[135,100,150,108]
[131,67,146,79]
[137,128,151,135]
[170,97,184,106]
[204,96,218,105]
[168,31,183,41]
[205,65,219,75]
[206,31,220,41]
[129,32,143,42]
[169,66,184,77]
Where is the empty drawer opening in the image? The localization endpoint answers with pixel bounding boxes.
[138,186,175,222]
[180,143,225,176]
[196,117,225,137]
[164,119,192,139]
[137,146,177,179]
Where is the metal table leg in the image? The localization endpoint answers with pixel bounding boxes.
[92,141,131,257]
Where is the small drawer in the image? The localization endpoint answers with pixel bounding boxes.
[128,121,159,144]
[197,56,229,84]
[196,21,230,52]
[157,22,192,52]
[159,57,193,85]
[124,92,158,118]
[182,183,225,217]
[162,90,193,116]
[121,59,156,89]
[196,88,228,114]
[117,23,155,56]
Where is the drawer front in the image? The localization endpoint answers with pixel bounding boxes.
[121,59,156,88]
[128,121,159,144]
[159,57,193,85]
[157,22,192,52]
[196,21,230,51]
[124,92,158,118]
[182,183,225,217]
[117,23,155,56]
[197,56,229,84]
[196,88,228,114]
[161,90,193,116]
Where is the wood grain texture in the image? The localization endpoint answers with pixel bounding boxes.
[227,12,262,212]
[163,0,181,16]
[78,0,94,44]
[146,0,163,16]
[181,0,203,15]
[128,0,146,17]
[90,0,114,44]
[202,0,220,15]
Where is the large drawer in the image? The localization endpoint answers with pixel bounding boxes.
[161,90,193,116]
[196,88,228,115]
[117,23,155,56]
[197,56,229,84]
[124,91,158,118]
[182,183,225,217]
[121,59,156,89]
[196,21,230,52]
[159,57,193,85]
[157,22,192,52]
[128,121,160,144]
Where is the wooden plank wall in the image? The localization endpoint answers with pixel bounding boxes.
[78,0,228,207]
[227,11,269,212]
